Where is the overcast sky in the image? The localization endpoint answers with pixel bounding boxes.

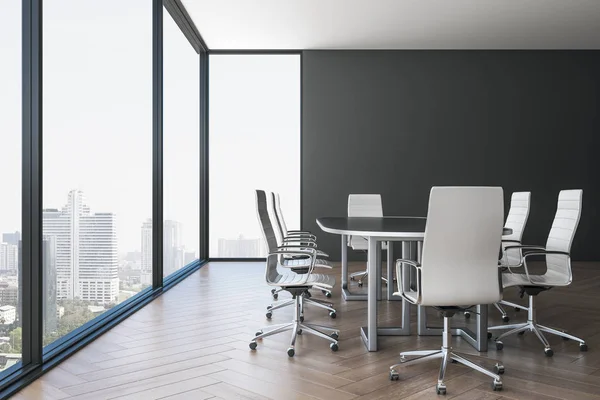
[0,2,299,258]
[209,55,300,256]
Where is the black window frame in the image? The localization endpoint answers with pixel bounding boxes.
[0,0,209,397]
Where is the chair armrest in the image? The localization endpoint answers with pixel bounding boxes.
[285,235,317,243]
[287,230,312,234]
[504,245,546,251]
[286,232,317,239]
[277,243,318,254]
[267,251,318,284]
[395,258,420,267]
[395,259,421,302]
[501,239,521,244]
[507,250,570,284]
[282,238,317,246]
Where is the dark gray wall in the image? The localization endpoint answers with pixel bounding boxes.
[302,51,600,261]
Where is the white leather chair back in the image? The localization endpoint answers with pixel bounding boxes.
[273,193,288,236]
[545,189,582,280]
[270,192,286,245]
[255,190,280,283]
[348,194,383,217]
[347,194,383,250]
[502,192,531,266]
[420,187,504,306]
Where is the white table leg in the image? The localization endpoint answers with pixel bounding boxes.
[361,237,381,351]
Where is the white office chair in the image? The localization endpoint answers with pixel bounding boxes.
[347,194,388,287]
[390,187,505,395]
[489,189,586,357]
[266,192,336,320]
[250,190,339,357]
[464,191,531,321]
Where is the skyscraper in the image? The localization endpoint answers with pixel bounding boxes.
[16,237,57,334]
[140,219,187,278]
[0,243,18,272]
[140,219,152,285]
[42,190,118,304]
[2,232,20,246]
[218,235,265,257]
[163,220,183,276]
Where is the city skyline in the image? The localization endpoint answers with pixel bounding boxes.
[0,190,198,261]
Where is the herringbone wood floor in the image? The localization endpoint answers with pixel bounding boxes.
[12,261,600,400]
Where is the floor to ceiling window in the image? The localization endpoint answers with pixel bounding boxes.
[42,0,153,346]
[163,7,201,277]
[209,54,301,258]
[0,0,22,374]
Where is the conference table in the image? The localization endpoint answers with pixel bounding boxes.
[316,216,512,352]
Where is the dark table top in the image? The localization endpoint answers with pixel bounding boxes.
[316,216,512,238]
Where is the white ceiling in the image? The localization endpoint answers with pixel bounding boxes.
[181,0,600,50]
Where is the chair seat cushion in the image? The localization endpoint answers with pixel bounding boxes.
[502,270,570,288]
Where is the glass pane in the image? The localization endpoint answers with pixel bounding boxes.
[43,0,152,346]
[209,55,300,258]
[0,0,22,372]
[163,9,200,277]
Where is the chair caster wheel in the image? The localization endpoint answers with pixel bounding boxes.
[267,305,273,310]
[272,293,278,300]
[436,383,447,395]
[495,341,503,351]
[464,311,470,319]
[502,315,510,323]
[297,329,302,335]
[287,347,295,357]
[451,359,458,364]
[492,380,503,391]
[494,363,505,375]
[357,282,363,287]
[487,332,493,340]
[325,291,332,298]
[329,311,337,319]
[518,331,525,336]
[266,312,272,319]
[255,330,263,337]
[389,370,399,381]
[400,355,407,363]
[300,315,304,322]
[580,343,588,352]
[249,341,257,350]
[330,343,339,352]
[544,348,554,357]
[350,276,355,281]
[331,332,339,340]
[271,289,276,294]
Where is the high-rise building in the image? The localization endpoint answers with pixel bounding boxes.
[42,190,118,304]
[164,220,184,276]
[2,232,20,246]
[0,281,17,307]
[140,219,188,279]
[218,235,265,257]
[16,237,58,333]
[0,243,18,272]
[140,219,152,285]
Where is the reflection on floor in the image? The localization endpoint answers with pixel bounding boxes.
[12,261,600,400]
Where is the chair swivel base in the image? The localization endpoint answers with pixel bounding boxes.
[271,287,331,299]
[349,270,389,287]
[390,316,503,395]
[489,295,588,357]
[266,292,337,320]
[251,294,339,357]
